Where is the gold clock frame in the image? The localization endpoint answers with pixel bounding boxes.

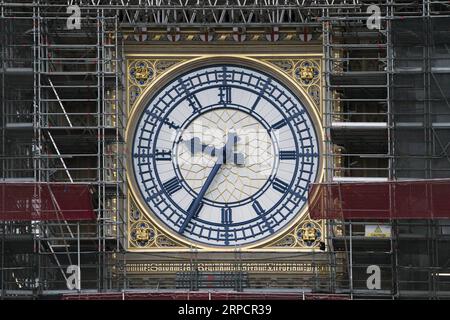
[125,54,325,252]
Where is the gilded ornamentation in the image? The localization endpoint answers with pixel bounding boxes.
[299,66,314,82]
[294,61,320,85]
[125,31,307,43]
[127,58,187,111]
[135,223,153,241]
[155,235,179,247]
[154,60,183,73]
[264,58,321,110]
[130,221,154,247]
[308,85,321,106]
[301,225,318,241]
[296,220,322,247]
[130,201,141,221]
[129,86,141,106]
[135,66,151,82]
[129,60,153,86]
[267,59,295,73]
[272,235,296,247]
[128,196,184,249]
[264,219,324,249]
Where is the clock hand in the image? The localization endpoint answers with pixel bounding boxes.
[183,136,245,166]
[179,133,239,233]
[184,137,217,157]
[179,159,222,233]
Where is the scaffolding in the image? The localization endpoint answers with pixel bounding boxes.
[1,2,126,297]
[322,1,450,298]
[0,0,449,299]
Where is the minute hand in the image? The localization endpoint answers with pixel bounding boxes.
[179,132,238,233]
[179,159,223,233]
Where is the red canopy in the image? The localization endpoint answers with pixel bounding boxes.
[0,183,96,221]
[309,180,450,220]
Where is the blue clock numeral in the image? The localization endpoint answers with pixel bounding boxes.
[218,86,232,105]
[252,200,274,234]
[155,149,172,161]
[271,119,287,130]
[251,78,272,111]
[279,150,297,160]
[177,79,202,112]
[252,200,265,215]
[163,177,182,195]
[221,207,233,225]
[272,178,289,194]
[145,110,180,129]
[187,94,202,112]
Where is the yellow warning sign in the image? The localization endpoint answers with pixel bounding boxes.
[365,225,391,238]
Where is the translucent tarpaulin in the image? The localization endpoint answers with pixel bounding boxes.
[0,183,96,221]
[309,180,450,219]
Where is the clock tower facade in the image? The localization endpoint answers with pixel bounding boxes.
[124,43,328,287]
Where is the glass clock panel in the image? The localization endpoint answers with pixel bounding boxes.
[131,64,320,247]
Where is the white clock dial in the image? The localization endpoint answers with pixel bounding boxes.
[176,108,276,204]
[130,64,320,247]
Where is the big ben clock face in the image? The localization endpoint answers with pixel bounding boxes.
[130,63,321,247]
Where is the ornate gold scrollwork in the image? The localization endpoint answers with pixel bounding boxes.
[128,196,184,249]
[135,224,152,241]
[266,219,323,249]
[129,60,153,86]
[302,225,318,242]
[263,58,322,110]
[299,65,315,82]
[134,66,151,82]
[294,60,320,85]
[296,220,322,247]
[127,58,187,111]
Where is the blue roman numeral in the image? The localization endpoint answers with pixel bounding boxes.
[221,208,233,225]
[251,78,272,110]
[155,149,172,161]
[252,200,265,215]
[301,149,319,162]
[252,200,274,234]
[279,150,297,160]
[271,119,287,130]
[163,177,182,195]
[272,178,289,194]
[145,110,180,129]
[177,79,202,112]
[219,86,232,104]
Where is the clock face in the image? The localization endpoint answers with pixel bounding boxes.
[131,64,320,247]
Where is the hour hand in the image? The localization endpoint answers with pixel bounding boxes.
[183,137,217,157]
[182,137,245,166]
[232,153,245,166]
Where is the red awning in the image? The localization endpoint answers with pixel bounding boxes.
[0,183,96,221]
[309,180,450,220]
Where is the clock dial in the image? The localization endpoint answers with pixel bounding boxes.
[131,64,320,247]
[176,108,275,205]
